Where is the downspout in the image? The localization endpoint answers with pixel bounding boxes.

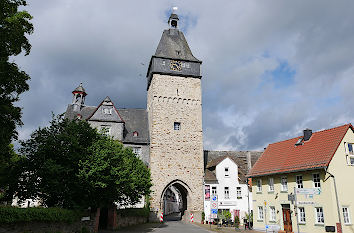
[325,168,342,231]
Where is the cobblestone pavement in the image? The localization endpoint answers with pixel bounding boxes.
[194,223,263,233]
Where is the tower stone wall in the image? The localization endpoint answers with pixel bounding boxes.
[147,74,204,221]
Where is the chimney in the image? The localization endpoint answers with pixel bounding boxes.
[303,128,312,141]
[246,151,252,171]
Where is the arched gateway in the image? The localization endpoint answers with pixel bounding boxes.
[146,10,204,222]
[160,180,191,220]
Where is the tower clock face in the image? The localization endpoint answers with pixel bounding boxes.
[169,60,182,71]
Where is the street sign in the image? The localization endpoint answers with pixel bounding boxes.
[210,195,218,220]
[211,214,217,219]
[211,202,217,209]
[212,196,217,201]
[295,188,321,195]
[297,201,314,205]
[211,209,218,214]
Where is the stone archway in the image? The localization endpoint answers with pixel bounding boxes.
[160,180,192,221]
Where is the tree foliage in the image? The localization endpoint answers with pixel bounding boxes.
[13,115,151,209]
[78,137,151,208]
[0,0,33,190]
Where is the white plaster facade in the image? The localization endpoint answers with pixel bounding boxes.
[204,157,252,222]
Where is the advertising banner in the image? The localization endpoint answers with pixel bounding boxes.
[205,185,210,200]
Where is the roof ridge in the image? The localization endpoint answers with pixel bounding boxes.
[268,123,351,146]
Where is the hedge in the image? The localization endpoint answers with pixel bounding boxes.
[0,206,82,223]
[117,207,149,218]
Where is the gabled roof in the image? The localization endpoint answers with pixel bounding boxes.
[248,124,354,177]
[87,96,124,123]
[205,155,249,184]
[154,29,200,62]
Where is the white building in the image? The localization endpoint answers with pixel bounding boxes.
[204,155,254,223]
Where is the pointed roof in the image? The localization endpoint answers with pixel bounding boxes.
[154,29,200,62]
[248,124,354,177]
[73,83,86,94]
[87,96,124,123]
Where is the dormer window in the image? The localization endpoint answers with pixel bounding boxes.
[133,131,138,137]
[103,108,112,115]
[345,143,354,165]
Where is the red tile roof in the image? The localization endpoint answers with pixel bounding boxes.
[247,124,353,177]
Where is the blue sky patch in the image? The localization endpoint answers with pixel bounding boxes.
[261,60,296,89]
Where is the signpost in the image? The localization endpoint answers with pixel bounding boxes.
[210,195,218,221]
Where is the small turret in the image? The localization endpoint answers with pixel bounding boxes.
[72,83,87,111]
[168,7,179,28]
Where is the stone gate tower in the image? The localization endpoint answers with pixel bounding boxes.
[146,11,204,221]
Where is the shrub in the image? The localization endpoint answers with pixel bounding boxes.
[0,206,82,223]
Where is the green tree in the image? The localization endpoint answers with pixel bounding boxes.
[78,137,151,208]
[15,115,151,209]
[16,115,100,208]
[0,0,33,193]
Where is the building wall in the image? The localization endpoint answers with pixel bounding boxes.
[147,74,204,221]
[252,170,338,233]
[123,143,150,165]
[88,121,124,141]
[204,158,252,222]
[327,129,354,233]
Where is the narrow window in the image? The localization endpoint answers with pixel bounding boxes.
[236,187,242,199]
[348,143,354,155]
[211,187,217,196]
[313,174,321,188]
[298,207,306,223]
[270,206,276,221]
[296,175,303,189]
[224,167,229,177]
[257,179,262,192]
[281,177,288,191]
[268,178,274,192]
[258,206,264,220]
[343,207,351,224]
[315,207,324,224]
[174,122,181,130]
[224,187,229,199]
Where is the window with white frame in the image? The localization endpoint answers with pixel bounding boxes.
[281,177,288,191]
[343,207,351,224]
[174,122,181,130]
[225,167,229,177]
[132,147,141,156]
[345,143,354,165]
[212,186,217,196]
[100,125,111,136]
[224,187,230,199]
[258,206,264,220]
[269,178,274,192]
[270,206,276,221]
[313,173,321,188]
[236,187,242,199]
[102,108,112,115]
[296,175,304,189]
[315,207,324,224]
[257,179,262,192]
[298,207,306,223]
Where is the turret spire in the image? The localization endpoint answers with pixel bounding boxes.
[72,83,87,111]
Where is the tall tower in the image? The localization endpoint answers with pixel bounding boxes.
[147,9,204,222]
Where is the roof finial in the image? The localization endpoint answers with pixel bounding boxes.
[168,6,179,28]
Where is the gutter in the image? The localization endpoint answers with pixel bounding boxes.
[325,168,342,232]
[247,166,327,178]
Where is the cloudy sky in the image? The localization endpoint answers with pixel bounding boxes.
[14,0,354,151]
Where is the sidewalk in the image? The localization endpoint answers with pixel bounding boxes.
[194,223,263,233]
